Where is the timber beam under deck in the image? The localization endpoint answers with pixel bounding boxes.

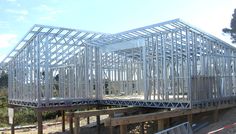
[105,103,236,126]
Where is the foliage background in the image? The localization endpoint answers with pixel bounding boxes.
[0,72,60,128]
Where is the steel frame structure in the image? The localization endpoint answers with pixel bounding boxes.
[1,19,236,109]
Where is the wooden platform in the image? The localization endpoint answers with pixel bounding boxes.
[66,103,236,134]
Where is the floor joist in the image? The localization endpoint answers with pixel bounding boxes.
[66,107,143,118]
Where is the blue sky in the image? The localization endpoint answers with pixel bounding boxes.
[0,0,236,61]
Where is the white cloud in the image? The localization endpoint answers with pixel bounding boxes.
[0,34,17,48]
[6,0,17,2]
[35,4,63,21]
[0,21,10,29]
[0,34,17,62]
[5,9,28,21]
[17,15,26,21]
[17,3,21,7]
[37,4,53,12]
[5,9,28,16]
[39,16,55,21]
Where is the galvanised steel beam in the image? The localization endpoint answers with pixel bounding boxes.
[2,19,236,109]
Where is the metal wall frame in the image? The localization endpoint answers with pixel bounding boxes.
[2,24,106,107]
[1,19,236,109]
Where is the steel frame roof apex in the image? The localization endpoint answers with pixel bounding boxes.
[90,18,235,49]
[0,24,108,68]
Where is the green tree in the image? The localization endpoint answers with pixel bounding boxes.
[223,9,236,43]
[0,71,8,88]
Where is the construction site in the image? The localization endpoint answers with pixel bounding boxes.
[0,18,236,134]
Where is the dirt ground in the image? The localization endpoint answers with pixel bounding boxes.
[195,107,236,134]
[1,115,109,134]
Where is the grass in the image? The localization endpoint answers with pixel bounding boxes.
[0,88,9,127]
[0,88,60,128]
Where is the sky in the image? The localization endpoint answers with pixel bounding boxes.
[0,0,235,61]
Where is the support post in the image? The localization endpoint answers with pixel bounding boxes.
[11,121,14,134]
[87,117,90,124]
[74,117,80,134]
[37,110,43,134]
[8,107,15,134]
[187,114,193,125]
[109,113,114,134]
[158,119,164,131]
[138,111,144,134]
[87,107,90,124]
[62,110,65,132]
[96,105,101,134]
[213,109,219,122]
[96,115,101,134]
[120,125,127,134]
[153,121,158,133]
[140,122,144,134]
[165,118,170,128]
[69,115,73,134]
